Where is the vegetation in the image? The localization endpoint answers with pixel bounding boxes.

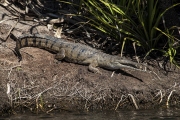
[61,0,180,66]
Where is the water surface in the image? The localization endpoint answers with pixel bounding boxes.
[1,108,180,120]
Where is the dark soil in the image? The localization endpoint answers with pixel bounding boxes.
[0,5,180,115]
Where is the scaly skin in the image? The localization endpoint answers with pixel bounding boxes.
[15,34,144,73]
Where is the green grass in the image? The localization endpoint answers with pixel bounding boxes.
[59,0,180,66]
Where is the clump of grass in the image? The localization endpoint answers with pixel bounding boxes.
[74,0,180,66]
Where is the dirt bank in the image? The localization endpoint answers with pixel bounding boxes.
[1,37,180,115]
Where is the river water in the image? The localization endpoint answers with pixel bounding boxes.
[1,108,180,120]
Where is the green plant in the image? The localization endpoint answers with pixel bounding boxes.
[80,0,180,65]
[58,0,180,65]
[82,0,156,49]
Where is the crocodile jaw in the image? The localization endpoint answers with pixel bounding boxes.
[98,56,140,70]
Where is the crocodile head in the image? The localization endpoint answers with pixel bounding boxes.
[103,56,143,70]
[115,57,138,67]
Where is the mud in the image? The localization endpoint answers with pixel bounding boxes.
[1,38,180,114]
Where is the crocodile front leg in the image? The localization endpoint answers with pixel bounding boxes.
[89,61,101,74]
[55,48,65,60]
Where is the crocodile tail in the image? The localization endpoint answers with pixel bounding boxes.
[14,38,22,61]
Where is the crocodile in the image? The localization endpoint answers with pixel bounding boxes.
[14,34,145,74]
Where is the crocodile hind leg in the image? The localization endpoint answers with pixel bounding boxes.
[55,48,65,61]
[89,61,102,74]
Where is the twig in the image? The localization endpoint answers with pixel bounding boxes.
[75,87,88,101]
[6,83,11,98]
[2,63,22,79]
[111,71,115,77]
[159,90,163,104]
[128,94,139,109]
[115,95,126,110]
[7,82,13,106]
[0,17,17,24]
[166,82,177,91]
[154,89,164,104]
[35,86,53,112]
[166,90,176,107]
[149,70,161,80]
